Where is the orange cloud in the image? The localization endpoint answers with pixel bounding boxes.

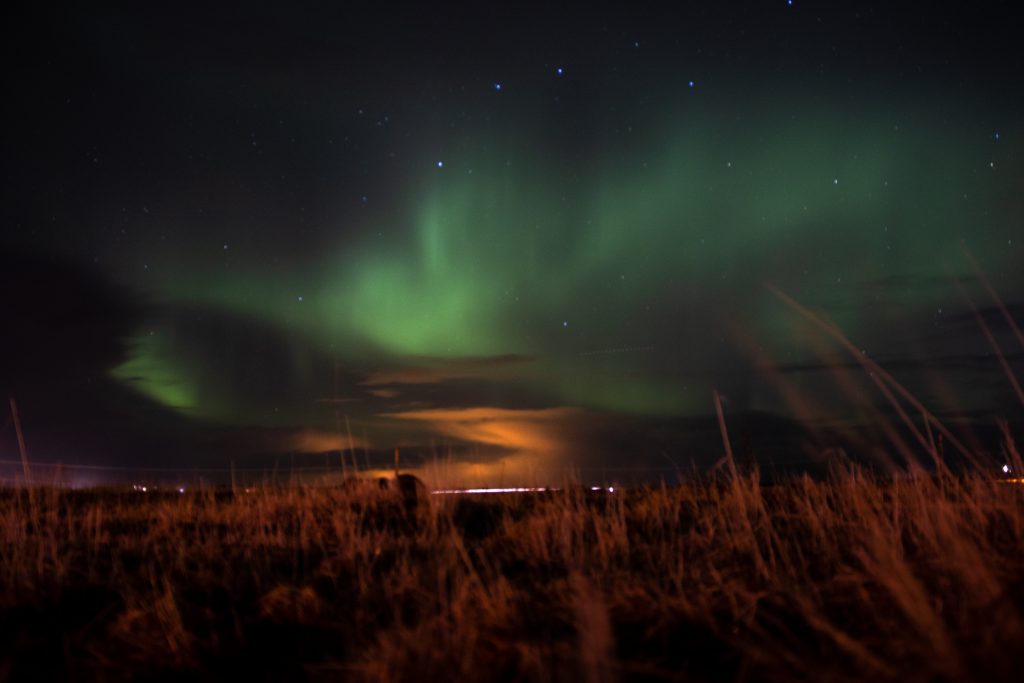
[362,367,446,386]
[285,428,371,454]
[383,406,581,454]
[361,354,535,387]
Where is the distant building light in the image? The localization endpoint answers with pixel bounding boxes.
[431,487,550,495]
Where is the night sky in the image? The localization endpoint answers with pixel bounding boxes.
[3,3,1023,486]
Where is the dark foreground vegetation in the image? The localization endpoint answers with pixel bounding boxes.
[1,465,1023,682]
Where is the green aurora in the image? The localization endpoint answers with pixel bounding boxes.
[112,97,1020,426]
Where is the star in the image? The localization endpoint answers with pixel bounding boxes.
[494,83,502,91]
[562,320,569,327]
[436,160,444,168]
[688,80,695,87]
[556,67,564,76]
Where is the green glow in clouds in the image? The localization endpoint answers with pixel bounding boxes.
[113,330,200,413]
[115,97,1017,421]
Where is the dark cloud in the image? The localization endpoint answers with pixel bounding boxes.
[361,354,536,387]
[0,242,140,394]
[771,351,1024,376]
[938,301,1024,334]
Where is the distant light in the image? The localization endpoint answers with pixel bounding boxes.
[494,83,502,91]
[994,132,1001,140]
[833,178,839,185]
[556,67,564,76]
[608,486,615,493]
[297,295,303,302]
[432,487,551,495]
[688,80,695,88]
[436,160,444,168]
[787,0,793,5]
[1003,464,1011,474]
[563,320,569,327]
[178,487,185,493]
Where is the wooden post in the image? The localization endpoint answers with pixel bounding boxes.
[394,447,400,478]
[9,397,31,486]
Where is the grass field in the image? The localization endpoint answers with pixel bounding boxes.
[2,458,1023,682]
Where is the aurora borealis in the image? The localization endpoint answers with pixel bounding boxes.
[3,3,1023,485]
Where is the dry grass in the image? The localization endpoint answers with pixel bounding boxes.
[1,464,1023,683]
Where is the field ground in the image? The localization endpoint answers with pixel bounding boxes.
[1,467,1023,682]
